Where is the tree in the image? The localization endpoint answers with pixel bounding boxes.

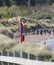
[27,0,31,7]
[10,0,16,5]
[0,0,3,6]
[30,0,36,6]
[0,0,54,7]
[3,0,11,6]
[16,0,28,6]
[40,0,47,4]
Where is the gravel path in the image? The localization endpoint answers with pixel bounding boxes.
[24,34,54,43]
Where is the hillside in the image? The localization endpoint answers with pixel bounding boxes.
[0,0,54,18]
[0,16,54,49]
[0,0,54,52]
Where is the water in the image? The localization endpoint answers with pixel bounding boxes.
[46,39,54,50]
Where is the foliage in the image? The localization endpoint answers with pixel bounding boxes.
[0,6,30,18]
[0,6,53,19]
[31,12,52,19]
[0,0,54,7]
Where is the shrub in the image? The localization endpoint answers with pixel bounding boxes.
[31,12,52,19]
[1,12,12,18]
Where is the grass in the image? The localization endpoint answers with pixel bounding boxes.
[0,34,17,51]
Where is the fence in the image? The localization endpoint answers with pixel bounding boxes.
[0,50,54,62]
[0,50,36,60]
[0,50,54,65]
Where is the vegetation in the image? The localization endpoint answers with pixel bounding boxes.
[0,5,54,19]
[0,0,54,7]
[0,0,54,19]
[0,1,54,60]
[31,12,53,19]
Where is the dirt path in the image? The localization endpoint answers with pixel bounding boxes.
[24,34,54,43]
